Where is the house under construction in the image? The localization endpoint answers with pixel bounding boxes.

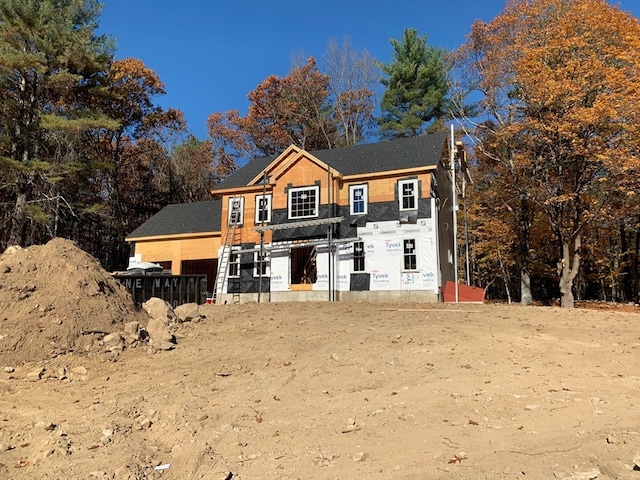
[125,131,461,303]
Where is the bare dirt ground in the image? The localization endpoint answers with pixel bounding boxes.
[0,240,639,480]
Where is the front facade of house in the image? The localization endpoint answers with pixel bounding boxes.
[210,132,457,303]
[126,132,458,304]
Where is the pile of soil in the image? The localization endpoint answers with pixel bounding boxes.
[0,238,148,366]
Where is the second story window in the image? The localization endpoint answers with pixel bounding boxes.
[255,194,272,224]
[398,179,418,211]
[349,184,368,215]
[228,197,244,225]
[288,186,319,219]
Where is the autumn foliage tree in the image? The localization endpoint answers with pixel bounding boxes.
[208,52,377,166]
[453,10,542,305]
[85,58,185,228]
[455,0,640,307]
[207,57,335,164]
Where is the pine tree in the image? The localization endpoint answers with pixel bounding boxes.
[376,28,450,139]
[0,0,115,247]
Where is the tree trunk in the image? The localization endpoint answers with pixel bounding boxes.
[518,194,534,305]
[634,218,640,303]
[8,191,27,247]
[557,233,581,308]
[520,268,533,305]
[497,244,512,303]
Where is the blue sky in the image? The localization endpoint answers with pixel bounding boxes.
[98,0,640,140]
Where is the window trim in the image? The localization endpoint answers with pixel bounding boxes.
[403,238,417,271]
[288,185,319,219]
[353,241,365,272]
[349,184,368,215]
[398,179,419,211]
[253,249,270,277]
[227,196,244,226]
[255,194,272,224]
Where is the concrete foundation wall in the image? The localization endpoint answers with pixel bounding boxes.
[217,289,440,305]
[338,290,439,303]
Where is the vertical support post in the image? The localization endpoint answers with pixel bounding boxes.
[327,163,332,301]
[258,171,267,303]
[450,125,459,303]
[462,154,471,285]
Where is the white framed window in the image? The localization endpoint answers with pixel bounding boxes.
[253,250,270,277]
[349,184,368,215]
[228,197,244,225]
[228,250,240,277]
[288,186,319,219]
[398,179,419,211]
[255,194,272,224]
[353,241,365,272]
[403,238,417,271]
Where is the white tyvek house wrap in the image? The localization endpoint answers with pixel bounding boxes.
[312,243,351,292]
[267,199,439,294]
[269,250,289,292]
[357,216,437,294]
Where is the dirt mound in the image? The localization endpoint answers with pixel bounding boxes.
[0,238,148,366]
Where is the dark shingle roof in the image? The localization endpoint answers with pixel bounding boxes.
[126,199,222,240]
[213,132,448,191]
[213,155,276,190]
[313,132,448,175]
[127,134,449,240]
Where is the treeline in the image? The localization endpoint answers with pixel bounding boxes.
[452,0,640,306]
[0,0,220,268]
[1,0,639,307]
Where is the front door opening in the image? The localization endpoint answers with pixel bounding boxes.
[291,246,317,284]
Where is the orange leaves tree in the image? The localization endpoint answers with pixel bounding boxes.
[207,55,376,164]
[456,0,640,307]
[208,57,335,162]
[81,57,185,266]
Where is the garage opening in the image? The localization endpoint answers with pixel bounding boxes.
[181,259,217,295]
